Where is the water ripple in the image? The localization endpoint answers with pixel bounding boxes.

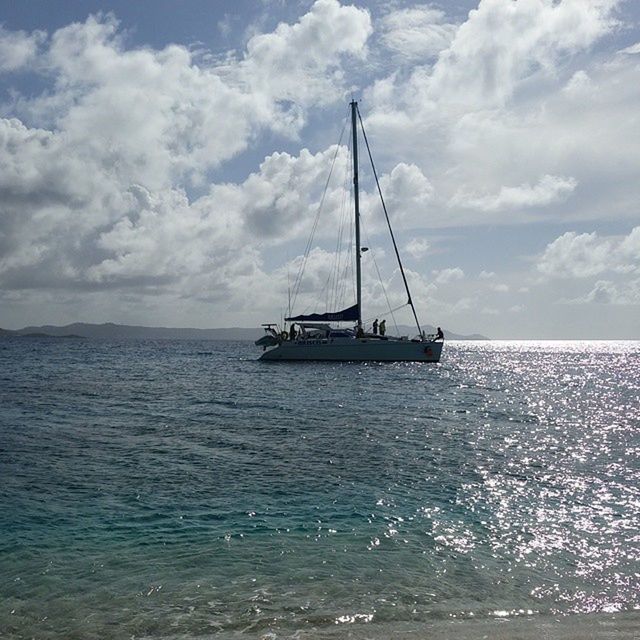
[0,338,638,638]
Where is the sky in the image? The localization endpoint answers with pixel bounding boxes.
[0,0,639,338]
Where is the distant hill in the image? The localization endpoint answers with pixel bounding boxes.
[0,322,488,341]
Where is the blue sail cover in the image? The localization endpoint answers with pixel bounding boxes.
[286,304,358,323]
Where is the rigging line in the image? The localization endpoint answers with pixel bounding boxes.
[328,216,342,311]
[291,138,339,313]
[337,138,355,310]
[362,302,409,326]
[318,121,353,315]
[317,125,352,314]
[359,215,400,336]
[331,130,353,312]
[328,141,348,311]
[356,105,422,336]
[320,179,349,313]
[290,111,349,315]
[327,178,343,312]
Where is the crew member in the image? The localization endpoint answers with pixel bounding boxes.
[372,319,379,335]
[379,319,386,336]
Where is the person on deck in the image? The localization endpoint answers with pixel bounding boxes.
[379,319,386,336]
[372,319,378,335]
[435,326,444,341]
[289,324,297,341]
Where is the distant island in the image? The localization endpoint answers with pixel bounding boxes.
[0,322,489,341]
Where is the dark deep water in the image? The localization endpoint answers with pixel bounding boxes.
[1,338,639,639]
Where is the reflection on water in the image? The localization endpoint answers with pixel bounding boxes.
[0,338,638,638]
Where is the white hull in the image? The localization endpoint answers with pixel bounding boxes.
[260,337,443,362]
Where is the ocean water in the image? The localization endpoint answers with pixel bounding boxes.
[0,338,638,639]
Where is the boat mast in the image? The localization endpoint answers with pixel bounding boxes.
[351,100,362,329]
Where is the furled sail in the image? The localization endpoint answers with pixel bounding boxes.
[285,304,358,323]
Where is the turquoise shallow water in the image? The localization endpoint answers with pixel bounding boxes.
[0,338,639,639]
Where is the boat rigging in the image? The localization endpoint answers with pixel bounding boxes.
[255,100,444,362]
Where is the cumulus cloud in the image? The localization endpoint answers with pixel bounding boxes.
[537,227,640,279]
[620,42,640,55]
[0,25,44,72]
[22,3,370,188]
[361,163,434,229]
[240,146,352,239]
[433,267,464,284]
[0,140,348,292]
[0,2,373,300]
[428,0,619,108]
[404,237,431,259]
[1,0,639,337]
[379,6,458,61]
[620,225,640,258]
[368,0,620,117]
[569,279,640,305]
[363,0,636,228]
[451,174,577,212]
[536,226,640,311]
[239,0,372,109]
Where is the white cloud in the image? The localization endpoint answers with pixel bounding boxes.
[10,2,371,189]
[380,7,458,61]
[0,0,638,338]
[427,0,619,108]
[0,3,373,298]
[451,174,577,212]
[433,267,464,284]
[217,14,233,38]
[363,0,636,229]
[536,227,640,312]
[537,228,640,279]
[369,0,619,117]
[0,25,44,72]
[361,163,434,229]
[240,145,356,240]
[569,279,640,305]
[239,0,372,110]
[620,225,640,259]
[620,42,640,55]
[404,237,431,260]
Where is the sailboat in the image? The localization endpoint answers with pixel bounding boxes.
[255,100,444,362]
